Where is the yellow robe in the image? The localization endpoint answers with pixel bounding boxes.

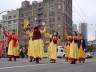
[8,40,19,56]
[48,41,57,60]
[69,41,78,59]
[78,45,86,59]
[33,39,44,58]
[64,45,70,58]
[14,41,20,56]
[26,32,35,57]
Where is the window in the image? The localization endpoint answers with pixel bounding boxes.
[49,11,55,16]
[39,3,41,7]
[58,4,62,9]
[8,16,12,19]
[8,21,11,24]
[6,17,7,20]
[3,15,7,20]
[58,16,61,21]
[21,14,24,17]
[13,15,16,18]
[49,18,55,22]
[13,20,17,23]
[38,19,42,23]
[50,6,54,11]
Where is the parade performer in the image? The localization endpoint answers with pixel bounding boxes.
[78,35,86,63]
[32,26,44,63]
[2,29,19,61]
[48,32,60,63]
[64,37,70,62]
[25,28,35,62]
[69,32,78,64]
[40,24,50,59]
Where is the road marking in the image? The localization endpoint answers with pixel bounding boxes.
[0,64,48,70]
[0,61,67,70]
[0,59,95,70]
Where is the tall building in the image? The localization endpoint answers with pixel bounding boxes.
[72,24,77,32]
[43,0,72,39]
[32,1,44,25]
[37,2,44,25]
[79,23,88,39]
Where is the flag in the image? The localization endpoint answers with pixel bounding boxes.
[24,17,29,29]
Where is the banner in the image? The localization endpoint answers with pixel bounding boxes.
[24,17,29,29]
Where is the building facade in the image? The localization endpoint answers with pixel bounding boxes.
[79,23,88,39]
[43,0,72,40]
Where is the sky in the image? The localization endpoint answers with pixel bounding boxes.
[0,0,96,41]
[73,0,96,41]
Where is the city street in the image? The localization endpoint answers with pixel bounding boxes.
[0,0,96,72]
[0,58,95,72]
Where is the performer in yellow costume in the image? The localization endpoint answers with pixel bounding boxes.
[48,32,60,63]
[13,40,20,58]
[3,29,19,61]
[32,26,44,63]
[64,38,70,62]
[69,32,78,64]
[78,35,86,63]
[25,28,35,62]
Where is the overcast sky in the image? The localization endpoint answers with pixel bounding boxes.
[0,0,96,41]
[73,0,96,41]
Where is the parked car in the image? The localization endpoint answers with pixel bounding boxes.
[86,52,93,58]
[57,46,65,58]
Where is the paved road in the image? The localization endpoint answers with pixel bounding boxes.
[0,58,95,72]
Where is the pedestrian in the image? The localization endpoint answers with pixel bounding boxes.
[48,32,60,63]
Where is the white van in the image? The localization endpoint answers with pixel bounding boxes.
[57,46,65,58]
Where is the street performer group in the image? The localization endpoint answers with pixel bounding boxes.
[64,32,86,64]
[0,24,87,64]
